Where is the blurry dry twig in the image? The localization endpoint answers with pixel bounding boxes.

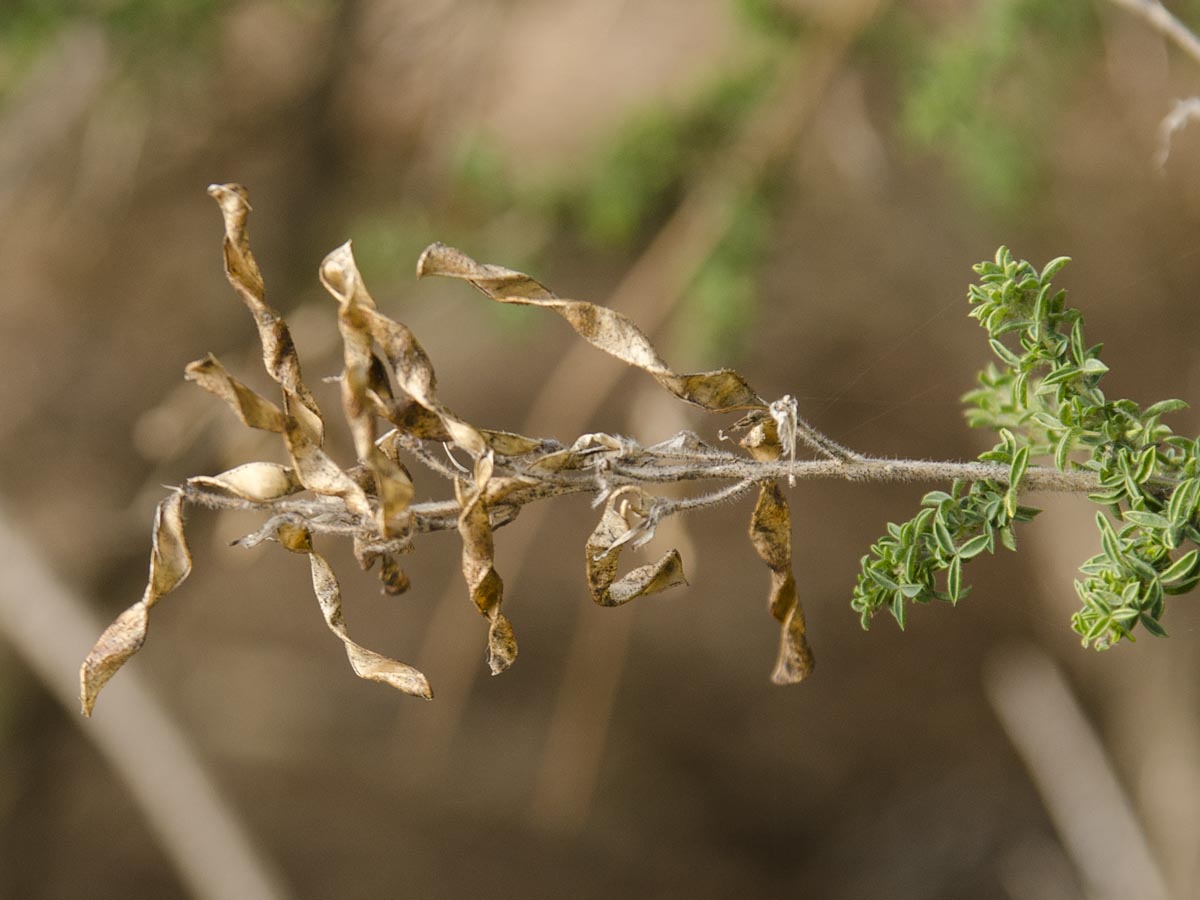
[985,644,1171,900]
[1108,0,1200,66]
[0,508,290,900]
[79,184,1102,717]
[1108,0,1200,168]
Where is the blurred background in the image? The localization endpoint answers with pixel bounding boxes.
[2,0,1200,897]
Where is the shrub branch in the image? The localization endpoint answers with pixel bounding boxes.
[76,187,1198,717]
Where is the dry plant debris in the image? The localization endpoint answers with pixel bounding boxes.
[85,186,1170,717]
[79,183,817,715]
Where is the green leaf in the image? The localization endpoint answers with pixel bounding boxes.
[1138,613,1169,638]
[1030,411,1063,430]
[1125,554,1159,582]
[1164,572,1200,595]
[1070,318,1086,367]
[890,593,907,630]
[1097,513,1123,562]
[1143,399,1188,417]
[1133,446,1156,484]
[1159,549,1199,585]
[1008,445,1030,488]
[958,534,991,559]
[1005,445,1029,518]
[1080,357,1109,376]
[947,555,963,603]
[998,525,1017,552]
[1121,510,1170,530]
[866,566,899,592]
[1167,479,1200,528]
[1054,429,1074,471]
[988,338,1022,368]
[1040,256,1070,283]
[1041,365,1079,387]
[933,519,956,557]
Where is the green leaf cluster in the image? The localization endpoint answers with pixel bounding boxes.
[852,455,1039,633]
[855,247,1200,649]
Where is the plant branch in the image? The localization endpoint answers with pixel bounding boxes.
[182,448,1106,548]
[1108,0,1200,67]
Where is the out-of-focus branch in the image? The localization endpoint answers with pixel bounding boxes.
[0,508,292,900]
[985,644,1170,900]
[1107,0,1200,169]
[1109,0,1200,67]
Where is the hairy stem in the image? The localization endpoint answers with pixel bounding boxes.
[183,448,1106,546]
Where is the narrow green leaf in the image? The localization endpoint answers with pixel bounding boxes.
[998,525,1017,552]
[1009,445,1030,488]
[1041,365,1080,387]
[1070,318,1086,367]
[1133,447,1156,484]
[1168,479,1200,528]
[1125,554,1158,582]
[1138,613,1169,638]
[1143,399,1188,417]
[958,534,991,559]
[1121,510,1170,530]
[1030,412,1063,430]
[1054,429,1074,471]
[1040,256,1070,283]
[988,338,1021,368]
[933,520,956,557]
[1097,513,1123,562]
[866,566,899,592]
[947,556,963,603]
[1159,549,1199,585]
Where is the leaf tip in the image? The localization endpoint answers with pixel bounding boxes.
[415,242,449,279]
[206,182,250,211]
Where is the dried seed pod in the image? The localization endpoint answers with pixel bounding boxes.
[585,487,687,607]
[456,454,517,674]
[417,243,765,414]
[207,183,324,444]
[80,493,192,716]
[749,482,814,684]
[184,354,287,432]
[187,462,301,502]
[320,245,415,536]
[80,184,834,719]
[277,523,431,699]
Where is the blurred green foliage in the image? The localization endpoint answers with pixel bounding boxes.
[555,60,775,249]
[898,0,1096,211]
[0,0,232,96]
[675,187,773,365]
[443,34,784,352]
